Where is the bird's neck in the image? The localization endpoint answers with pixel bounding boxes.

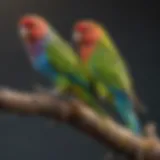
[26,32,52,62]
[79,44,95,63]
[26,40,44,61]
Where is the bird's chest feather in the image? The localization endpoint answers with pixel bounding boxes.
[33,53,58,80]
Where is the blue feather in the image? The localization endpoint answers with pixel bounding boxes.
[33,53,58,81]
[27,40,59,81]
[109,87,141,134]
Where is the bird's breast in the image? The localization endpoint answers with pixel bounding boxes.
[33,54,58,80]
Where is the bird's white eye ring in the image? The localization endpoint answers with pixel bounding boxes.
[20,27,29,37]
[72,31,82,42]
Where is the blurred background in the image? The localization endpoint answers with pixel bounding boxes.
[0,0,159,159]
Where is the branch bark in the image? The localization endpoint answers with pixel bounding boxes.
[0,88,159,160]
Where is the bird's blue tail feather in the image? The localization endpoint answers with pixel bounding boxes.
[110,88,141,134]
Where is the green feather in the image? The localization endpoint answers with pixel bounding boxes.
[44,26,108,116]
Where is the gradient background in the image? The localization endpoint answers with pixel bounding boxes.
[0,0,159,159]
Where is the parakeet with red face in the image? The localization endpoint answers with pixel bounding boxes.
[18,15,108,115]
[72,20,144,134]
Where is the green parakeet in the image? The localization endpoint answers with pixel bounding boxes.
[72,20,145,134]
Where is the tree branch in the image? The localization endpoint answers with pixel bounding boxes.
[0,88,159,160]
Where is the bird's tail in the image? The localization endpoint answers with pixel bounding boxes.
[126,110,141,134]
[116,102,141,134]
[113,91,142,134]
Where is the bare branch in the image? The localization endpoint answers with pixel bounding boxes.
[0,88,160,160]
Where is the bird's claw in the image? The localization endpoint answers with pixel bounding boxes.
[33,83,61,96]
[33,83,47,92]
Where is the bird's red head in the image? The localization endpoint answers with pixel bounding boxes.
[18,15,48,43]
[72,20,102,46]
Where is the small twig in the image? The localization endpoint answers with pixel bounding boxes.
[0,87,159,160]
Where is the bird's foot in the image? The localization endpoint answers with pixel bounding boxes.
[58,93,76,102]
[33,83,61,96]
[33,83,48,92]
[33,84,77,103]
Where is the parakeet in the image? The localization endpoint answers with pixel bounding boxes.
[18,14,107,115]
[72,20,144,134]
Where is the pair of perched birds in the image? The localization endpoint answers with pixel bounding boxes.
[18,14,146,135]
